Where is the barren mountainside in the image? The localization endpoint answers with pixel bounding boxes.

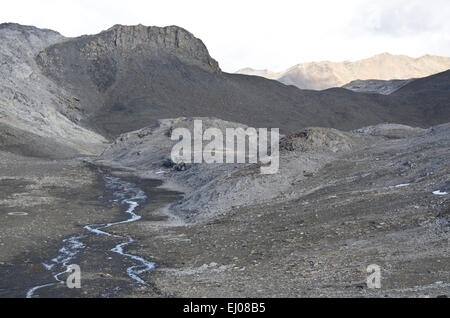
[0,22,449,298]
[237,53,450,90]
[0,23,107,158]
[342,79,414,95]
[23,24,450,141]
[0,23,449,157]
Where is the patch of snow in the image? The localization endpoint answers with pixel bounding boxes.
[395,183,410,188]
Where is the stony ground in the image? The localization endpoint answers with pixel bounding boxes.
[102,122,449,297]
[0,151,124,297]
[146,155,449,297]
[0,122,448,297]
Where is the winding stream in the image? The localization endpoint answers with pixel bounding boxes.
[26,168,154,298]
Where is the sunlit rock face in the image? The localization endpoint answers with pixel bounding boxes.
[237,53,450,90]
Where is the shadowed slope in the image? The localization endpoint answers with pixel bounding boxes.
[34,25,450,137]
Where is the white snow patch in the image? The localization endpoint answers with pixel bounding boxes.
[395,183,410,188]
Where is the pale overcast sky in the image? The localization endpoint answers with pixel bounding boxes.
[1,0,449,72]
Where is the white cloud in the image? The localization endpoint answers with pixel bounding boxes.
[349,0,449,36]
[0,0,449,72]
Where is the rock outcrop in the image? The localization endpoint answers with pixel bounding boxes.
[36,24,221,91]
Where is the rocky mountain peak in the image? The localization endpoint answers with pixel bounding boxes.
[38,24,220,75]
[109,24,219,72]
[34,24,221,98]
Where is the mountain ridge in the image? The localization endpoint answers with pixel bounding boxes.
[236,53,450,90]
[0,23,449,158]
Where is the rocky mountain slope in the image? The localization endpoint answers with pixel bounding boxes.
[93,118,449,296]
[0,23,448,298]
[342,79,414,95]
[1,23,449,152]
[389,70,450,126]
[27,25,448,139]
[0,23,107,158]
[236,53,450,90]
[96,118,450,223]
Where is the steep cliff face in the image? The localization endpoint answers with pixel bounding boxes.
[34,25,227,136]
[36,24,220,92]
[110,25,221,73]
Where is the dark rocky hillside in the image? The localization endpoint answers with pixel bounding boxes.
[33,25,449,138]
[390,70,450,125]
